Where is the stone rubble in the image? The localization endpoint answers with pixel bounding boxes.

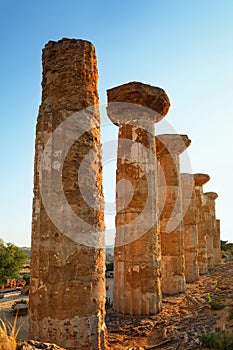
[16,340,66,350]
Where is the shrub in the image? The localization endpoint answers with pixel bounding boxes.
[199,330,233,349]
[199,332,219,348]
[11,299,28,310]
[208,300,224,310]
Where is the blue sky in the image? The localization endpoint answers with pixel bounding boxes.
[0,0,232,246]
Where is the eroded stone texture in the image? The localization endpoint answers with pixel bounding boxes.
[204,192,220,267]
[107,82,170,315]
[216,219,222,264]
[194,174,210,275]
[30,38,106,349]
[181,173,199,283]
[156,135,191,295]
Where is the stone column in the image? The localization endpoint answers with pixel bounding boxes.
[204,192,220,267]
[30,39,106,349]
[202,192,217,270]
[216,219,222,264]
[181,173,199,283]
[107,82,170,315]
[193,174,210,275]
[156,134,191,295]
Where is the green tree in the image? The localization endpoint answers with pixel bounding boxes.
[106,262,114,272]
[0,239,28,286]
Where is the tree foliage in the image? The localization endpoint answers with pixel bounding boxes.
[0,239,28,286]
[221,240,233,251]
[106,262,114,272]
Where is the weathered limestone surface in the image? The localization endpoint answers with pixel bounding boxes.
[156,135,191,295]
[194,174,210,275]
[107,82,170,315]
[181,173,199,283]
[30,38,106,349]
[216,219,222,264]
[204,192,220,267]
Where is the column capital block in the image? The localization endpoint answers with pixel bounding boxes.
[107,81,170,126]
[194,173,210,186]
[156,134,191,156]
[204,191,218,200]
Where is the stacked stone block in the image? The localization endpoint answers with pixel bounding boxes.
[181,173,199,283]
[156,134,191,294]
[30,39,106,350]
[107,82,170,315]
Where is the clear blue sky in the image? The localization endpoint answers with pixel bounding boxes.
[0,0,232,246]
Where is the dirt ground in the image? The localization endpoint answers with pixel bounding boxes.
[1,261,233,349]
[107,261,233,349]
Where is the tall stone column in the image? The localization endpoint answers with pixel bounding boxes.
[193,174,210,275]
[181,173,199,283]
[216,219,222,264]
[204,192,219,267]
[107,82,170,315]
[30,39,106,349]
[202,192,217,270]
[156,134,191,295]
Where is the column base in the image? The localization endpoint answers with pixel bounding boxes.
[30,314,107,350]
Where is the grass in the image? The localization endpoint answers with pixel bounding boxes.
[199,330,233,349]
[214,280,219,288]
[206,293,224,310]
[0,315,23,350]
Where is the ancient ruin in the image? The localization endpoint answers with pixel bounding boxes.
[181,173,199,283]
[204,192,220,266]
[194,173,210,275]
[156,134,191,294]
[202,192,216,270]
[27,35,225,350]
[216,219,222,264]
[107,82,170,315]
[30,38,106,349]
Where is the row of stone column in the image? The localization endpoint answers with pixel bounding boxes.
[107,81,221,315]
[30,39,222,349]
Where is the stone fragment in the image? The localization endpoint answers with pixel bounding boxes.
[156,134,191,295]
[107,82,170,315]
[193,173,210,275]
[30,38,106,349]
[181,173,199,283]
[16,340,66,350]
